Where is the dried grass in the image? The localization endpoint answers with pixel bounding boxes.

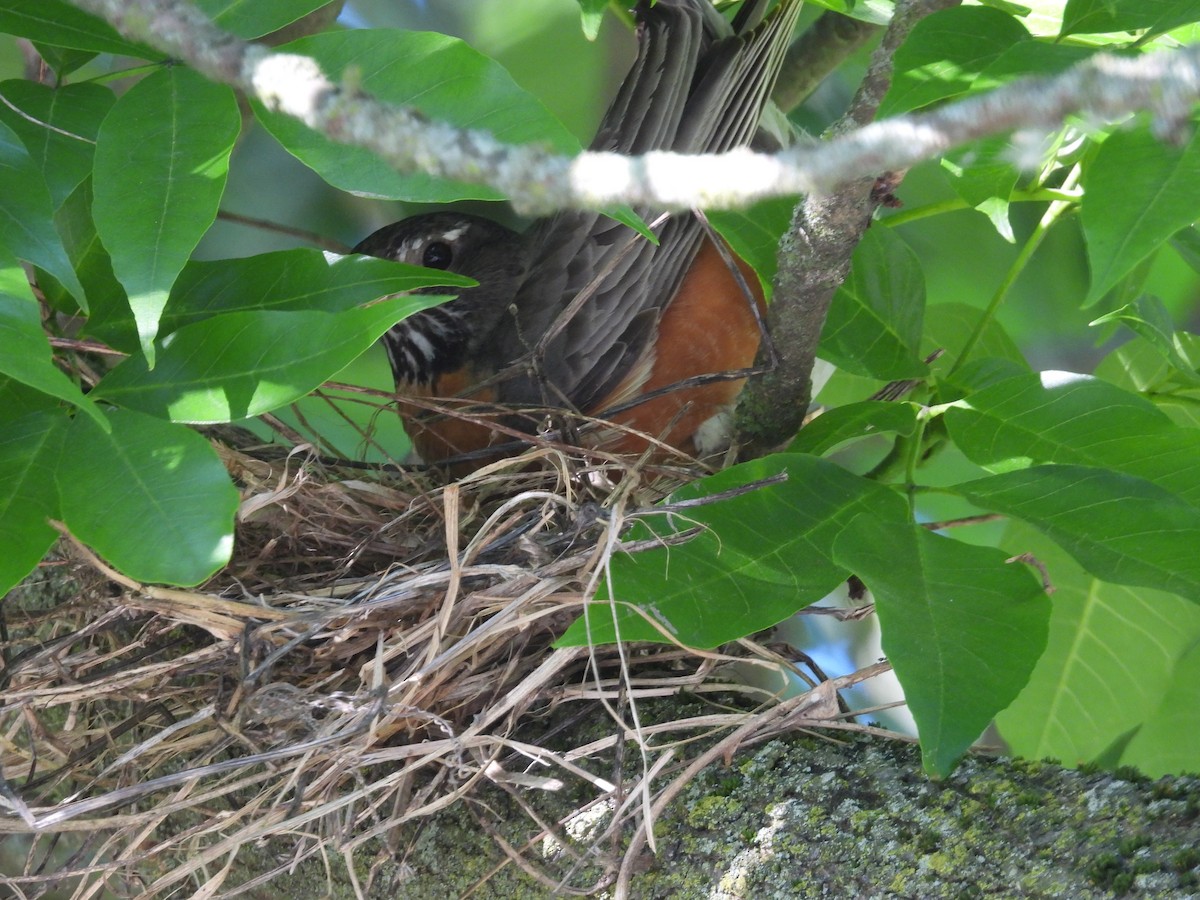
[0,418,893,898]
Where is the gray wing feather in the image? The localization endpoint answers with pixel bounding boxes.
[492,0,798,412]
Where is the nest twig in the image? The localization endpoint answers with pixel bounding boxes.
[0,417,894,898]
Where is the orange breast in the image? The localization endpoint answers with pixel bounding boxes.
[597,237,765,458]
[400,369,500,466]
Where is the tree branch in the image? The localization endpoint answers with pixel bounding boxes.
[734,0,961,456]
[773,11,881,113]
[200,725,1200,897]
[72,0,1200,216]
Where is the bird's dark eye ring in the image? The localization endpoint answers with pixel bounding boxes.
[423,240,453,270]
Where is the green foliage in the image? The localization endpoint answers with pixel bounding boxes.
[787,400,918,455]
[0,2,475,594]
[995,521,1200,774]
[2,0,1199,780]
[93,294,449,422]
[880,6,1033,117]
[819,228,927,379]
[1081,128,1200,305]
[559,454,912,648]
[0,405,65,594]
[806,0,892,26]
[253,29,580,202]
[708,196,795,292]
[834,517,1050,775]
[194,0,335,39]
[0,80,113,208]
[1060,0,1200,38]
[94,67,240,362]
[0,0,156,57]
[57,407,240,584]
[0,250,104,424]
[0,119,86,302]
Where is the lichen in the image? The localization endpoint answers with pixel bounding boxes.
[216,722,1200,898]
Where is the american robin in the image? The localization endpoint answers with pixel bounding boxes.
[354,0,800,468]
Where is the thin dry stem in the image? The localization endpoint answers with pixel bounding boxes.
[2,419,898,898]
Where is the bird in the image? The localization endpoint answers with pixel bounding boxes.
[354,0,801,470]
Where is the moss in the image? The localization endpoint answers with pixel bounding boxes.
[683,793,740,829]
[1113,765,1151,785]
[1131,856,1160,876]
[1088,852,1126,889]
[1118,834,1151,855]
[1015,789,1043,806]
[714,774,743,796]
[1111,873,1135,894]
[1171,847,1200,872]
[915,829,941,854]
[848,808,874,831]
[190,718,1200,898]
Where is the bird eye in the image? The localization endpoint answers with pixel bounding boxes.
[423,240,453,270]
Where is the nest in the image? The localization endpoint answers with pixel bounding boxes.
[0,420,890,898]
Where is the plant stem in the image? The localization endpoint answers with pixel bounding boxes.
[946,163,1083,378]
[882,188,1082,228]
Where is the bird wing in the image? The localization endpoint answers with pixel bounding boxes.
[488,0,801,415]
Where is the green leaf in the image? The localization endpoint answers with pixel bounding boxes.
[93,294,447,423]
[923,303,1029,381]
[946,371,1200,506]
[1121,640,1200,777]
[942,357,1031,396]
[790,400,919,456]
[956,464,1200,598]
[557,454,910,648]
[0,81,114,211]
[995,0,1071,37]
[819,228,927,380]
[941,138,1019,242]
[880,7,1030,117]
[1093,333,1200,429]
[1091,727,1142,771]
[0,376,60,419]
[43,178,124,319]
[255,349,412,463]
[707,196,795,296]
[57,408,237,586]
[1091,294,1200,385]
[976,40,1097,84]
[1094,334,1172,394]
[0,120,86,305]
[996,521,1200,770]
[1098,255,1158,318]
[834,518,1049,776]
[575,0,610,39]
[1061,0,1200,37]
[947,372,1171,468]
[165,251,471,328]
[93,67,240,365]
[804,0,892,26]
[0,408,67,597]
[1082,126,1200,306]
[253,29,579,202]
[1170,224,1200,276]
[978,0,1035,19]
[87,248,474,349]
[0,0,158,57]
[194,0,335,39]
[31,43,98,78]
[0,253,106,428]
[1171,22,1200,44]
